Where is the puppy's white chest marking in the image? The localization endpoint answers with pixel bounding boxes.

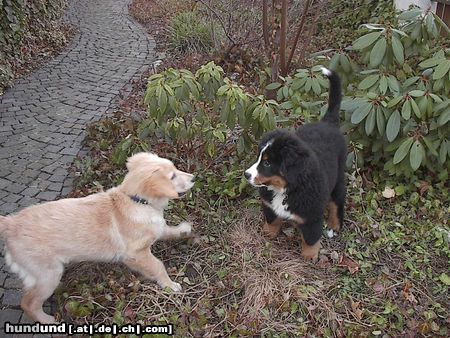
[269,188,293,219]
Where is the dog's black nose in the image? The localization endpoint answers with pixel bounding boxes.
[244,171,251,180]
[191,176,196,183]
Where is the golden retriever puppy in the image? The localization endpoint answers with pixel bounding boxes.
[0,152,195,324]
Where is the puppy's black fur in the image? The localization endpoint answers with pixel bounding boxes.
[248,69,346,254]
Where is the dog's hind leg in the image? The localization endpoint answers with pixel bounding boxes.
[329,172,346,231]
[124,249,181,292]
[21,264,63,324]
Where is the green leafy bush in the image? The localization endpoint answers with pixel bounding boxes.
[167,11,214,54]
[111,61,279,169]
[0,0,67,92]
[269,9,450,180]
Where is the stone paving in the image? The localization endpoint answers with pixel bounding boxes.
[0,0,155,334]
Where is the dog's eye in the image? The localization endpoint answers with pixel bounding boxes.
[171,173,176,180]
[262,160,271,167]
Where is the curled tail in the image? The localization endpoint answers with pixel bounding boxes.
[321,67,342,125]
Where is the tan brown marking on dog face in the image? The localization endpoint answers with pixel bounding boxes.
[254,174,287,189]
[262,218,283,239]
[300,234,320,261]
[327,201,340,231]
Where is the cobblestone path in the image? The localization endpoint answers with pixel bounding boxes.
[0,0,155,333]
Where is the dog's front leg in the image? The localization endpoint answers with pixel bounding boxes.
[160,221,192,240]
[124,249,182,291]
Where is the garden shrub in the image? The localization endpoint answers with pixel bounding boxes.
[112,8,449,200]
[0,0,67,92]
[111,61,277,162]
[167,10,215,55]
[270,9,450,181]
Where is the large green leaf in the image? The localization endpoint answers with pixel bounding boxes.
[376,107,385,135]
[417,96,428,115]
[410,98,421,118]
[437,108,450,126]
[379,76,388,94]
[370,37,387,68]
[311,78,321,95]
[358,74,379,90]
[422,136,439,157]
[266,82,282,90]
[419,58,441,68]
[387,96,403,108]
[353,31,383,50]
[329,53,340,70]
[386,110,401,142]
[351,103,372,124]
[401,100,411,120]
[391,35,404,65]
[340,54,352,73]
[409,90,425,97]
[365,110,376,135]
[158,87,168,113]
[432,59,450,80]
[393,137,414,164]
[433,13,450,35]
[398,9,422,20]
[439,140,448,163]
[410,140,425,171]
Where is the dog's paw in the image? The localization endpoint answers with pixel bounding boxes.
[263,222,280,239]
[301,252,319,263]
[160,280,182,292]
[178,221,192,236]
[326,229,335,238]
[168,281,182,292]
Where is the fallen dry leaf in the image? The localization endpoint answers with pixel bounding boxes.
[317,254,331,267]
[382,186,396,199]
[338,255,360,274]
[349,297,363,320]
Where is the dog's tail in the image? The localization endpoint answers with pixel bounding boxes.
[321,67,342,125]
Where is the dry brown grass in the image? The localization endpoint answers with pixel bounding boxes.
[57,206,348,336]
[227,211,344,335]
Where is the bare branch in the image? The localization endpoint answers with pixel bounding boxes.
[197,0,236,46]
[279,0,288,76]
[263,0,269,49]
[297,4,321,66]
[286,0,312,72]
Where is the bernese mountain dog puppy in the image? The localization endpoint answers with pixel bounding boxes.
[244,67,346,261]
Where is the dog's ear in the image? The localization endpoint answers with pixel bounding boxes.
[280,140,309,186]
[144,174,179,199]
[126,152,159,172]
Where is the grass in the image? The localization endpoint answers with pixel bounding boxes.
[58,115,449,337]
[167,11,215,55]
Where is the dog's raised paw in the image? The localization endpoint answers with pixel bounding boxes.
[178,221,192,236]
